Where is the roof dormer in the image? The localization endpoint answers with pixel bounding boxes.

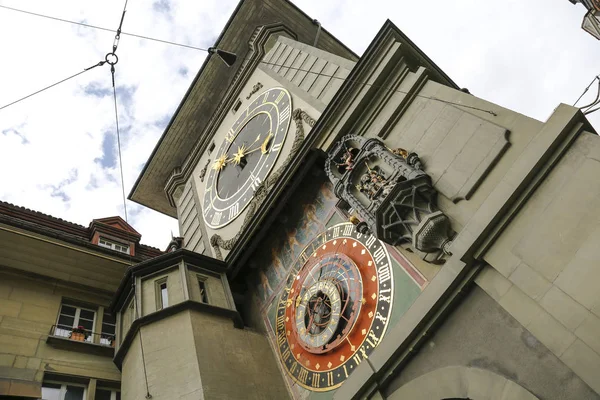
[89,216,142,257]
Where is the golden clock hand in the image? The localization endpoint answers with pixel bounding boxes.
[260,132,274,154]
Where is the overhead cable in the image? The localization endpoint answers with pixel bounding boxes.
[0,3,499,117]
[0,61,105,112]
[573,75,599,107]
[0,3,208,51]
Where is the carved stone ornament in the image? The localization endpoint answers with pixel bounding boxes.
[246,82,263,100]
[325,135,453,262]
[199,159,211,182]
[209,108,314,260]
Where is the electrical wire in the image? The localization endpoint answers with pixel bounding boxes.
[106,0,151,396]
[0,61,105,112]
[0,3,209,51]
[112,86,129,224]
[573,75,599,107]
[0,3,499,116]
[579,78,600,112]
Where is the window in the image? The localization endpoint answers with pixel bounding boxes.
[55,303,95,343]
[95,387,121,400]
[231,98,242,113]
[100,312,116,346]
[156,278,168,310]
[198,278,209,303]
[98,237,130,254]
[42,382,85,400]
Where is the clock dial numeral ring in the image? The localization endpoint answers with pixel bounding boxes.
[202,87,292,229]
[275,223,394,391]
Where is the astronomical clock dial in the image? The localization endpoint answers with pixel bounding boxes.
[203,87,292,229]
[275,223,394,391]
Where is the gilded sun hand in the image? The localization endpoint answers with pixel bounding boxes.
[233,144,247,165]
[212,154,228,171]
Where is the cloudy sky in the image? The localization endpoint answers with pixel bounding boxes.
[0,0,598,249]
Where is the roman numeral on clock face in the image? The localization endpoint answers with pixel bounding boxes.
[211,212,222,226]
[275,91,285,104]
[377,262,391,284]
[270,142,282,152]
[311,373,320,388]
[333,226,340,237]
[343,224,354,236]
[250,173,262,191]
[228,202,239,219]
[298,368,308,384]
[278,106,290,125]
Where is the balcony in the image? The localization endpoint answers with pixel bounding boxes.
[46,325,115,357]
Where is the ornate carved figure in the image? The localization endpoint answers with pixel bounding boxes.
[246,82,263,100]
[325,135,453,262]
[199,159,211,182]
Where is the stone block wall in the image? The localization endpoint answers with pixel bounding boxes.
[479,129,600,394]
[0,270,120,398]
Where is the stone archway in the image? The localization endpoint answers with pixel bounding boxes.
[387,366,538,400]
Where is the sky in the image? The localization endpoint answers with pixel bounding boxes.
[0,0,598,250]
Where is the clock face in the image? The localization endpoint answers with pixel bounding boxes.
[275,223,393,391]
[203,87,292,229]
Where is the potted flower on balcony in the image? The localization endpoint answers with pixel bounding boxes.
[69,326,87,342]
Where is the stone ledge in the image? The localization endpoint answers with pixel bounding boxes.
[46,335,114,358]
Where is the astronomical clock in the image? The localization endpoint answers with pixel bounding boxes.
[274,223,394,391]
[202,87,292,229]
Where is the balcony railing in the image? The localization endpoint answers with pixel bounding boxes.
[49,325,115,348]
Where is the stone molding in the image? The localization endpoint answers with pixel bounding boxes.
[387,366,538,400]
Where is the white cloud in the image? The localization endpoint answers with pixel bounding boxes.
[0,0,598,250]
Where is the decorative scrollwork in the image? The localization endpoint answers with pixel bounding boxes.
[246,82,264,100]
[210,108,313,260]
[326,135,453,262]
[199,158,211,182]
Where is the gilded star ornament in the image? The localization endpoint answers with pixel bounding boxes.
[233,144,247,165]
[212,154,227,171]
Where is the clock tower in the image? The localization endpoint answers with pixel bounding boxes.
[122,0,600,399]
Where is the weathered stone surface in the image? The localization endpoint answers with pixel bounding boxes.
[540,286,589,332]
[508,262,551,301]
[475,265,512,302]
[0,355,15,368]
[0,334,38,357]
[561,339,600,394]
[498,285,543,328]
[0,299,21,318]
[527,311,576,357]
[575,313,600,356]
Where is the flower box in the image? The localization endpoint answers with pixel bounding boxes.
[70,332,85,342]
[69,325,87,342]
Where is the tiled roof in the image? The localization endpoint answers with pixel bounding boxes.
[0,200,162,260]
